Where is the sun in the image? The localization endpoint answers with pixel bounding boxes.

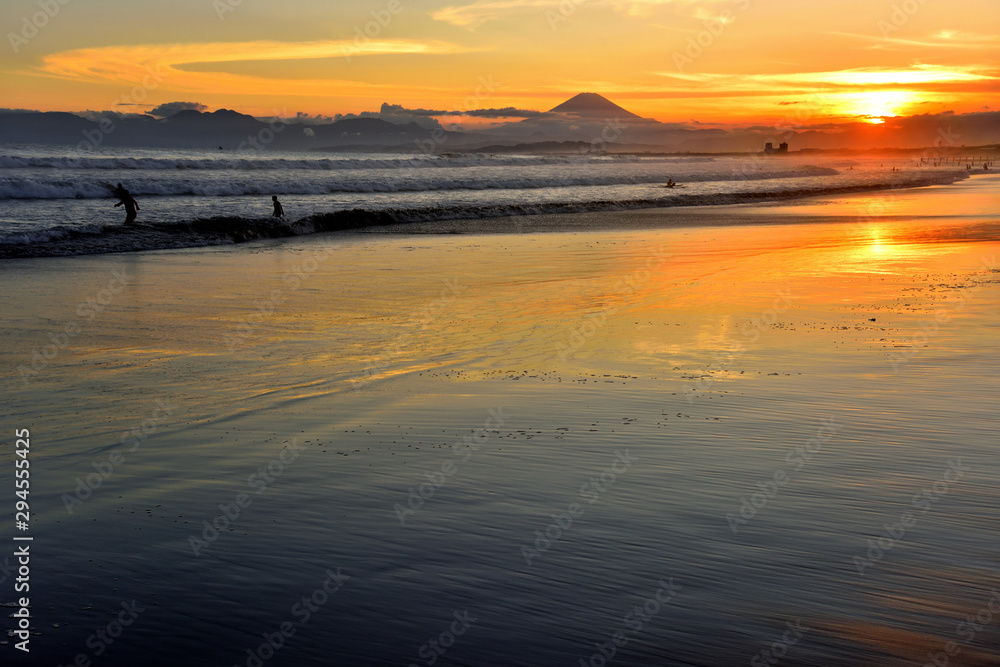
[841,91,914,124]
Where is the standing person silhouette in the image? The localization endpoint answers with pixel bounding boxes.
[272,195,285,219]
[113,183,140,225]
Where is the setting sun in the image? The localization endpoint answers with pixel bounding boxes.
[839,90,918,124]
[2,0,998,126]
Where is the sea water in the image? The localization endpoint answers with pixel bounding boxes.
[0,143,968,257]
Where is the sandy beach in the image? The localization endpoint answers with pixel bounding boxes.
[2,175,999,665]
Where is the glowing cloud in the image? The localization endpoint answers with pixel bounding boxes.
[432,0,556,27]
[642,64,998,122]
[431,0,705,27]
[36,40,471,98]
[656,65,996,89]
[838,29,1000,50]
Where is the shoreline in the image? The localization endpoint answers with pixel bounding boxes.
[360,173,999,237]
[1,171,985,261]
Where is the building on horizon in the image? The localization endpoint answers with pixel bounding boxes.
[764,142,789,154]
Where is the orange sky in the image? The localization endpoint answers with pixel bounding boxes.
[2,0,998,126]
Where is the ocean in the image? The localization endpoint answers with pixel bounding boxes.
[0,143,969,257]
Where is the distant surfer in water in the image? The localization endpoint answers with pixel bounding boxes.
[272,195,285,219]
[666,179,676,188]
[112,183,139,224]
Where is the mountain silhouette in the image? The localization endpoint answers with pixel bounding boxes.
[548,93,643,119]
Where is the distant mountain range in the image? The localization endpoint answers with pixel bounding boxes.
[0,93,679,153]
[2,94,998,153]
[0,108,467,152]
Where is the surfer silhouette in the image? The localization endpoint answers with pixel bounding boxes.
[272,195,285,219]
[113,183,139,225]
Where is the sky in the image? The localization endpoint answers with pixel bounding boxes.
[2,0,998,129]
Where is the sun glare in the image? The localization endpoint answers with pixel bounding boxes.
[841,91,914,124]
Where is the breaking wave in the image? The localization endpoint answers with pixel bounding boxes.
[0,165,839,200]
[0,173,968,259]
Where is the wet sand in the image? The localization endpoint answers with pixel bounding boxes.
[2,175,999,666]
